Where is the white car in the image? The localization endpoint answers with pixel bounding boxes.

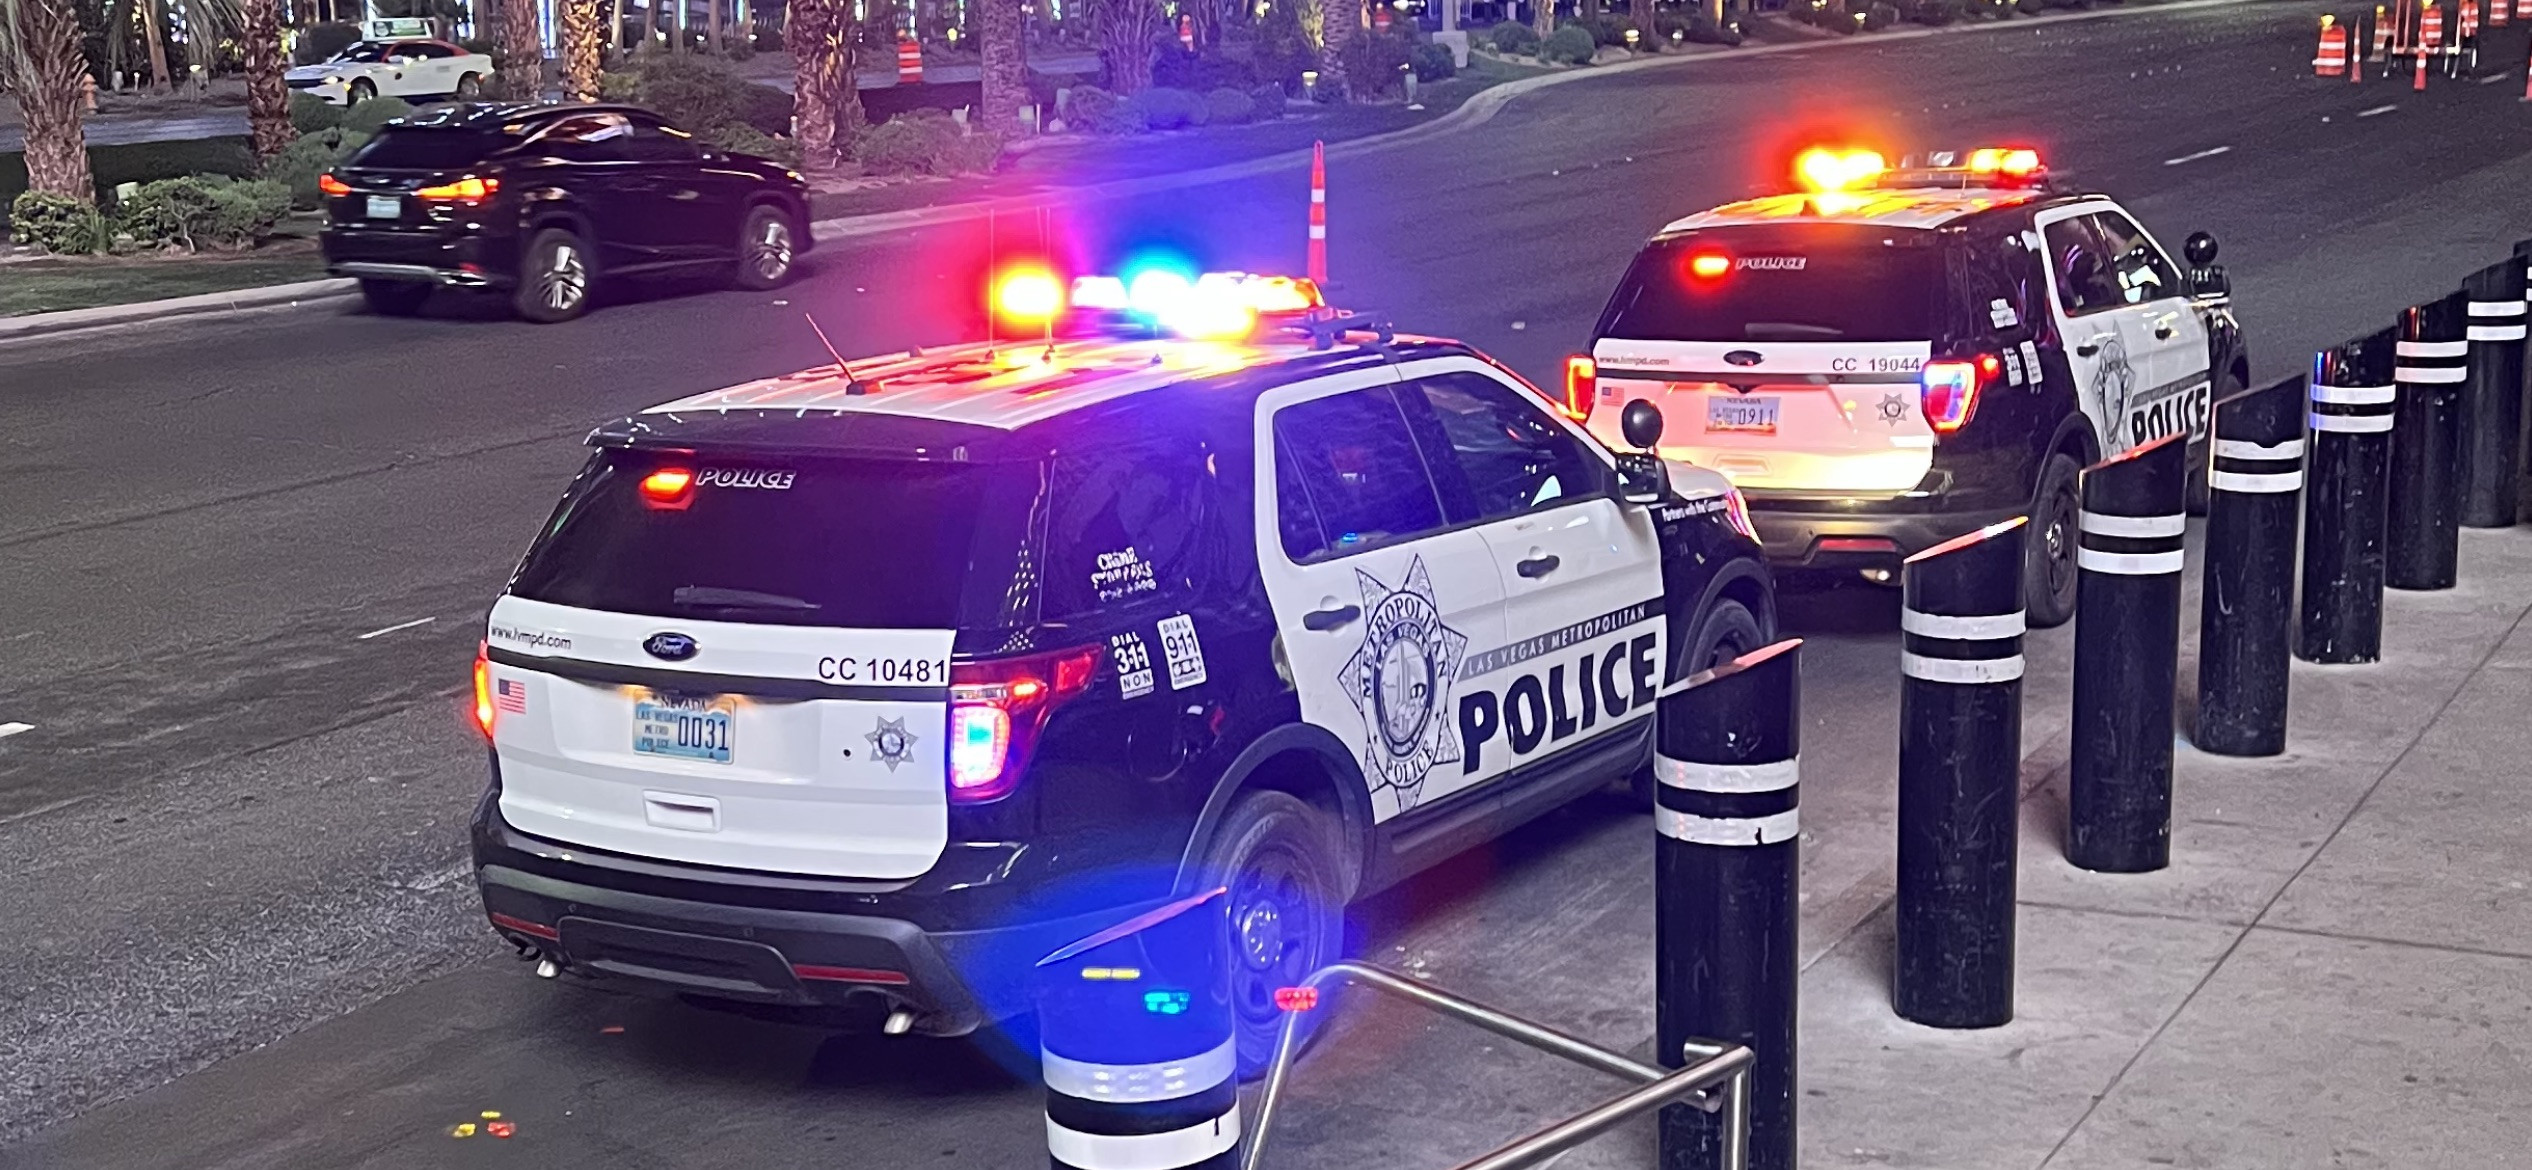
[284,39,494,106]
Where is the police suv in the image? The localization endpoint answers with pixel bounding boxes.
[1578,147,2245,625]
[468,272,1773,1072]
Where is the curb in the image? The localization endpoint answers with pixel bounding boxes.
[0,277,355,344]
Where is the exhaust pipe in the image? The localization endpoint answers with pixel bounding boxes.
[534,957,561,979]
[883,1009,915,1035]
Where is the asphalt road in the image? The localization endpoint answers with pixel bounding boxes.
[8,2,2532,1164]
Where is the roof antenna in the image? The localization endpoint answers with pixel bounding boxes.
[805,312,869,395]
[985,210,1000,358]
[1039,205,1057,363]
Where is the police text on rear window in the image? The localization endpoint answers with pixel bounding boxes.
[1595,226,1943,344]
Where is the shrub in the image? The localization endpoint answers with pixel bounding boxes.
[293,21,361,65]
[1575,14,1632,45]
[118,176,292,251]
[1203,86,1258,125]
[1338,29,1416,97]
[260,127,370,208]
[1152,48,1256,91]
[1249,82,1289,119]
[852,110,1005,174]
[1542,23,1597,63]
[289,91,345,133]
[601,55,790,136]
[1062,84,1138,134]
[340,96,416,134]
[1409,40,1457,79]
[706,122,801,168]
[1658,11,1744,43]
[7,191,110,255]
[1903,0,1961,21]
[1488,20,1542,54]
[1126,86,1209,130]
[1862,1,1900,26]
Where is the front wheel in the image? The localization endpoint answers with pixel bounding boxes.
[733,204,798,290]
[1628,597,1766,806]
[1196,791,1345,1080]
[514,227,595,323]
[2024,452,2083,629]
[348,77,376,103]
[455,72,483,98]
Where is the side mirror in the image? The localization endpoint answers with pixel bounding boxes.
[1615,452,1669,504]
[2182,232,2229,298]
[1620,398,1664,450]
[2183,230,2219,267]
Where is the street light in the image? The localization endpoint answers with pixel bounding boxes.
[1302,69,1319,100]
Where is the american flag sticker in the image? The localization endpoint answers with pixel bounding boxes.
[495,677,529,715]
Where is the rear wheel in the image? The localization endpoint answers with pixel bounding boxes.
[733,204,798,290]
[2025,452,2082,628]
[358,279,431,316]
[1196,791,1345,1080]
[348,77,376,103]
[455,72,483,98]
[514,227,594,323]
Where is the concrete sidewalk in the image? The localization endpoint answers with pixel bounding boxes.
[1257,526,2532,1170]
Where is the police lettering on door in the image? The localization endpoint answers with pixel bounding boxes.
[1457,601,1661,777]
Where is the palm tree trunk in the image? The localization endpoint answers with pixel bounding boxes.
[703,0,719,54]
[5,0,95,202]
[497,0,542,97]
[560,0,601,97]
[977,0,1022,134]
[1317,0,1354,98]
[140,0,173,91]
[240,0,293,159]
[786,0,860,174]
[1097,0,1156,93]
[605,0,625,61]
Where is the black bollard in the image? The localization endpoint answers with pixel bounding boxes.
[1657,638,1800,1170]
[1894,518,2028,1030]
[2300,331,2401,665]
[1037,889,1240,1170]
[2460,259,2528,528]
[2387,293,2468,588]
[2195,376,2306,757]
[2067,434,2187,875]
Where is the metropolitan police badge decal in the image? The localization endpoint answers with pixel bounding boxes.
[1341,556,1469,811]
[865,716,918,772]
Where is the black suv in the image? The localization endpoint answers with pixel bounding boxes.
[319,102,813,323]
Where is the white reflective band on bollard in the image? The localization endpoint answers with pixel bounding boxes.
[2212,469,2302,493]
[1042,1038,1236,1104]
[2395,365,2469,383]
[2466,299,2527,316]
[1048,1113,1241,1170]
[2469,324,2528,341]
[2310,411,2396,433]
[2216,438,2306,460]
[1899,607,2026,639]
[1656,805,1800,846]
[2395,339,2470,357]
[1654,755,1799,793]
[1900,651,2025,683]
[2079,510,2187,538]
[2078,547,2186,575]
[2311,384,2398,405]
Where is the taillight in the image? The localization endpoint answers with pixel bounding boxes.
[947,644,1103,803]
[1722,487,1758,540]
[1563,355,1596,423]
[472,642,495,737]
[318,173,352,198]
[1920,356,1994,434]
[414,175,499,201]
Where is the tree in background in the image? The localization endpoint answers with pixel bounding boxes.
[1094,0,1159,93]
[1317,0,1353,97]
[976,0,1022,133]
[241,0,293,160]
[560,0,602,100]
[1,0,95,202]
[786,0,861,174]
[497,0,542,98]
[1632,0,1651,46]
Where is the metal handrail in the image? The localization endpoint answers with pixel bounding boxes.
[1241,961,1755,1170]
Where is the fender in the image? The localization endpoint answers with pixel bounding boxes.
[1169,720,1375,902]
[1685,555,1775,651]
[2041,409,2102,475]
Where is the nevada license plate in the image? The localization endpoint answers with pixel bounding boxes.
[633,694,735,764]
[1707,395,1780,434]
[365,195,400,220]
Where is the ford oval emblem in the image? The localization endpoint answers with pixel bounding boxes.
[1723,350,1764,367]
[643,632,699,662]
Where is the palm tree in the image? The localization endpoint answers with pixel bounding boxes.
[1,0,94,203]
[786,0,860,174]
[1318,0,1354,98]
[497,0,543,98]
[560,0,603,100]
[1095,0,1159,93]
[241,0,292,159]
[977,0,1022,134]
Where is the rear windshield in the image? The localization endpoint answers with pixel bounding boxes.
[1595,226,1943,343]
[509,448,1035,630]
[347,128,499,170]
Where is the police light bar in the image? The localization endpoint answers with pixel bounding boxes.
[1794,147,1887,193]
[1878,147,2053,190]
[1057,270,1327,339]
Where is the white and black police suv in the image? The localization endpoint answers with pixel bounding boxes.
[467,271,1773,1072]
[1576,146,2246,626]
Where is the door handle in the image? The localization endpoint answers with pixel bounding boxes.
[2153,323,2175,340]
[1302,604,1361,632]
[2075,334,2113,357]
[1517,554,1562,579]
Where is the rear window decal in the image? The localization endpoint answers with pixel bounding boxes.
[1989,298,2018,328]
[2004,348,2027,387]
[1735,256,1807,271]
[1092,546,1158,603]
[1158,614,1208,690]
[1112,631,1155,699]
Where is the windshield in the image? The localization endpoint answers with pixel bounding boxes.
[1596,225,1944,343]
[328,41,391,62]
[508,448,1037,630]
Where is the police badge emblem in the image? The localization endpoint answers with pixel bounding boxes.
[1340,556,1469,812]
[865,716,918,772]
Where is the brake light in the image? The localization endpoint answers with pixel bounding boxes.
[414,175,499,201]
[947,644,1103,803]
[472,642,495,737]
[318,173,352,198]
[1920,356,1993,434]
[639,467,694,507]
[1688,251,1731,280]
[1563,355,1596,423]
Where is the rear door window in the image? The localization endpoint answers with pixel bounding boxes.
[347,128,498,169]
[1596,225,1943,343]
[1042,444,1222,618]
[509,449,1034,629]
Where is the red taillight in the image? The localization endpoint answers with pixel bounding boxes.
[1275,986,1320,1012]
[947,644,1104,803]
[472,641,495,737]
[318,172,352,198]
[1920,357,1990,434]
[1563,355,1596,423]
[1688,251,1731,280]
[489,911,558,941]
[640,467,694,507]
[792,964,912,985]
[414,175,499,201]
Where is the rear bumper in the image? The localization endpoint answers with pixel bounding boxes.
[322,228,512,287]
[1746,496,2023,569]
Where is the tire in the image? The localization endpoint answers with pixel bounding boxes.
[348,77,376,103]
[2024,452,2082,629]
[358,279,431,317]
[1194,791,1346,1080]
[514,226,595,323]
[733,204,798,291]
[455,72,482,98]
[1628,597,1767,806]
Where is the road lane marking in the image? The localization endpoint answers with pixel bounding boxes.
[2163,145,2231,166]
[2357,103,2399,117]
[2482,73,2512,85]
[0,722,30,739]
[0,795,92,828]
[356,616,436,641]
